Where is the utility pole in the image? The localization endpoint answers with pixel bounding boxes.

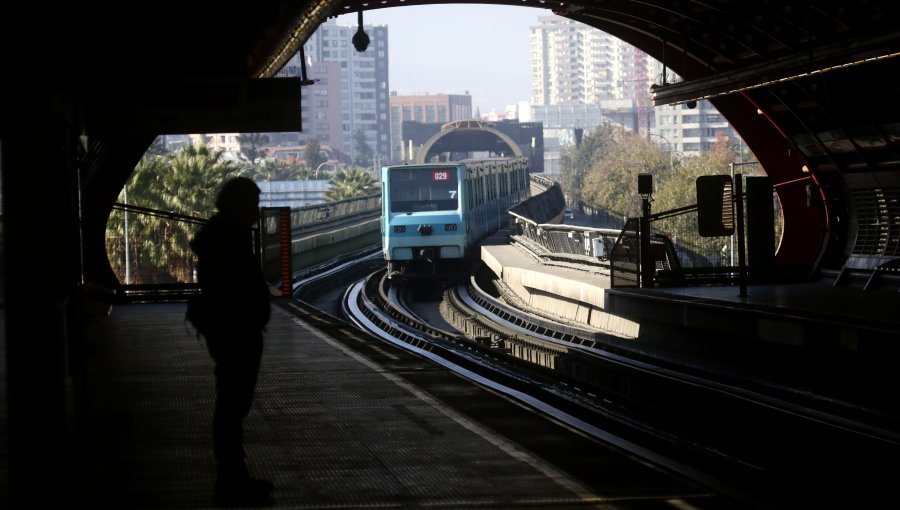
[638,173,653,288]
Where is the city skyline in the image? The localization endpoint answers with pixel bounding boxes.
[333,4,550,115]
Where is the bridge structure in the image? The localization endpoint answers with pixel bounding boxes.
[414,120,527,162]
[3,0,900,506]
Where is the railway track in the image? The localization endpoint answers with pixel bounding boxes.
[296,253,900,508]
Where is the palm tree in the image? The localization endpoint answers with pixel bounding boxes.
[237,133,270,162]
[106,154,169,284]
[325,167,376,202]
[106,144,237,284]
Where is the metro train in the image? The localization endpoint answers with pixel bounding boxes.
[381,157,531,280]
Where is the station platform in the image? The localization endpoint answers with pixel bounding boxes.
[480,234,900,351]
[11,300,743,509]
[2,233,897,508]
[479,233,900,428]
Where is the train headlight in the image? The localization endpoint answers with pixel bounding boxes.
[444,224,457,231]
[393,225,406,233]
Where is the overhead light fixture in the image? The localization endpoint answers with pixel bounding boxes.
[352,10,370,52]
[298,47,316,86]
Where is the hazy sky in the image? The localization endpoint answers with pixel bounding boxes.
[332,4,553,114]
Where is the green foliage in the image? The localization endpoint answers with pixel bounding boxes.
[237,133,270,162]
[578,130,755,221]
[303,137,328,170]
[650,151,735,262]
[559,122,618,204]
[352,129,374,168]
[576,131,778,266]
[651,138,737,214]
[251,159,305,181]
[106,144,240,284]
[325,167,376,202]
[580,131,669,218]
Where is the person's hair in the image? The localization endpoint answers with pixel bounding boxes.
[215,177,260,212]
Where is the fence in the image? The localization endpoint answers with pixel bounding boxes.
[282,193,380,233]
[510,174,779,288]
[106,203,206,290]
[107,193,382,300]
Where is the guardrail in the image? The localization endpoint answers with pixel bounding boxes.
[280,193,381,233]
[506,177,735,288]
[107,193,383,301]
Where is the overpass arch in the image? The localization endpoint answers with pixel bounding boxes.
[415,120,523,163]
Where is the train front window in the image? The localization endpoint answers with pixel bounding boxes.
[389,167,459,213]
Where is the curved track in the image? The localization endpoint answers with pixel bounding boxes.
[294,252,900,508]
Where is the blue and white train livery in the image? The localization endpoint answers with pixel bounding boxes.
[381,157,530,279]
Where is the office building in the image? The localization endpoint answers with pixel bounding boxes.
[273,57,345,161]
[303,19,390,164]
[389,93,472,162]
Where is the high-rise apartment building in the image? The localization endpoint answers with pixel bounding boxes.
[274,56,344,159]
[653,101,743,155]
[302,19,390,163]
[388,93,473,162]
[528,104,603,174]
[528,14,741,160]
[185,21,389,165]
[530,15,656,106]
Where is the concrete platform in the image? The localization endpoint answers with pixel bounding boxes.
[480,241,639,339]
[4,301,735,509]
[479,235,900,427]
[481,233,900,356]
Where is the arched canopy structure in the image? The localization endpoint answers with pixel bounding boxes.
[4,0,900,287]
[6,4,900,503]
[415,120,524,163]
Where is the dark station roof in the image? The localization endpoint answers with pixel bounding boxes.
[3,1,900,279]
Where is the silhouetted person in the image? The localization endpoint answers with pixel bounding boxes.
[190,177,273,506]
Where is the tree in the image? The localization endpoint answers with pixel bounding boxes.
[253,159,304,181]
[106,154,168,284]
[237,133,270,162]
[650,136,749,266]
[652,135,737,214]
[325,167,376,202]
[303,137,327,170]
[106,144,238,284]
[580,131,669,220]
[352,128,374,168]
[559,122,618,205]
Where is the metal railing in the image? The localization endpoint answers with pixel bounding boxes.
[508,189,750,288]
[280,193,381,233]
[107,193,383,301]
[106,203,207,297]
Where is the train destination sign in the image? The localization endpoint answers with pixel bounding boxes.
[432,169,453,182]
